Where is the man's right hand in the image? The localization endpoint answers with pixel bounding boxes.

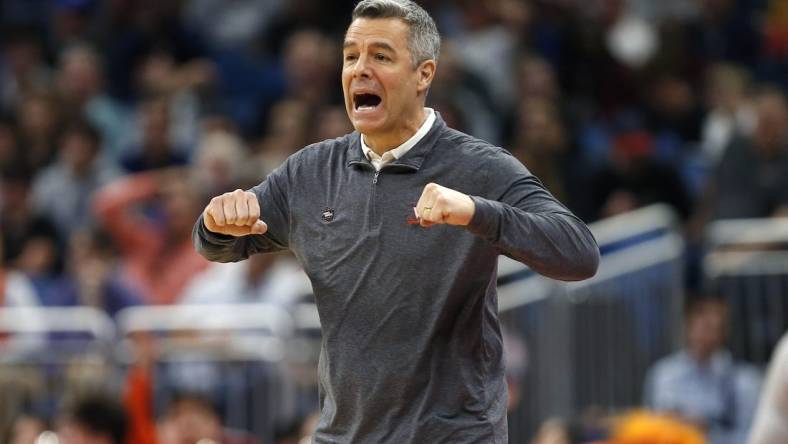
[203,189,268,237]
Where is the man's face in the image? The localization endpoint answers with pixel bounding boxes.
[342,18,432,139]
[687,304,726,359]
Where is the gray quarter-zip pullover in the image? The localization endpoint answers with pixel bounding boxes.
[193,113,599,443]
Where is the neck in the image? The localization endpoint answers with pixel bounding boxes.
[363,107,426,156]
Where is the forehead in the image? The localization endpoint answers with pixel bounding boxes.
[344,18,410,50]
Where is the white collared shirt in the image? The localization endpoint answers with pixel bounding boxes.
[361,108,435,171]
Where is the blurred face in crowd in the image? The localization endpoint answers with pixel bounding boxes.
[518,57,558,102]
[158,398,222,444]
[58,46,102,102]
[342,18,436,150]
[516,99,566,156]
[686,300,728,362]
[285,31,334,90]
[57,421,113,444]
[60,130,99,175]
[18,94,59,137]
[142,99,171,152]
[315,105,353,141]
[753,91,788,157]
[704,64,747,113]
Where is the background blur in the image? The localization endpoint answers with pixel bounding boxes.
[0,0,787,443]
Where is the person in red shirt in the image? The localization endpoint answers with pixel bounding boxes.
[93,169,209,305]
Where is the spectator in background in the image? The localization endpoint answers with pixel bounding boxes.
[156,393,260,444]
[0,25,51,114]
[16,92,62,172]
[313,105,354,142]
[40,228,141,318]
[134,49,217,153]
[93,169,209,305]
[120,97,190,174]
[700,64,756,165]
[178,252,312,307]
[643,72,703,150]
[709,87,788,220]
[644,297,762,444]
[0,168,61,280]
[589,129,691,220]
[748,332,788,444]
[55,44,133,161]
[428,41,498,143]
[31,120,119,240]
[510,98,570,205]
[0,235,45,362]
[192,128,249,200]
[254,99,310,173]
[450,1,521,113]
[56,392,128,444]
[280,30,340,108]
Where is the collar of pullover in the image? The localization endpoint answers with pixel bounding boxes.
[346,111,447,172]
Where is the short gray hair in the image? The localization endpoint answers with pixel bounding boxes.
[351,0,440,67]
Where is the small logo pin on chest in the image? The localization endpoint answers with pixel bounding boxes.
[321,207,335,222]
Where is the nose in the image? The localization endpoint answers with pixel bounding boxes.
[351,53,372,79]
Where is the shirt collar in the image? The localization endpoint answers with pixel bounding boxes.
[361,108,435,162]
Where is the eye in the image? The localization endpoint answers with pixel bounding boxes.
[344,53,358,62]
[375,53,390,62]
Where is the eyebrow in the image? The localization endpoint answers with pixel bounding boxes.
[342,40,396,53]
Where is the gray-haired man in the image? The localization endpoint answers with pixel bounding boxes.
[194,1,600,442]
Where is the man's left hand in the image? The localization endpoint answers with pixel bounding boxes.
[415,182,475,227]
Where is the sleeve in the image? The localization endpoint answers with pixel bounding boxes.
[466,149,599,281]
[193,160,292,263]
[748,334,788,444]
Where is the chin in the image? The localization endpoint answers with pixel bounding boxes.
[350,117,386,136]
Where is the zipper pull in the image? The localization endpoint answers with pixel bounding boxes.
[373,171,380,184]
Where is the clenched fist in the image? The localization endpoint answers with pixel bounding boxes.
[415,182,476,227]
[203,189,268,237]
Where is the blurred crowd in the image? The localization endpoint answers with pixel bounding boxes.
[0,0,787,443]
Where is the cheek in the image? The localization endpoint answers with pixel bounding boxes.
[341,73,353,104]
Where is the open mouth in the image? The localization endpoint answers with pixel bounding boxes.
[353,93,382,111]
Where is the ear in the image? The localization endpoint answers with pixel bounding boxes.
[416,60,437,95]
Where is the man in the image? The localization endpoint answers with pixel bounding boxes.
[56,392,128,444]
[193,1,599,442]
[644,297,762,444]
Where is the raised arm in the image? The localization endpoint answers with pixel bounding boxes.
[93,172,161,255]
[415,149,599,281]
[193,162,291,262]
